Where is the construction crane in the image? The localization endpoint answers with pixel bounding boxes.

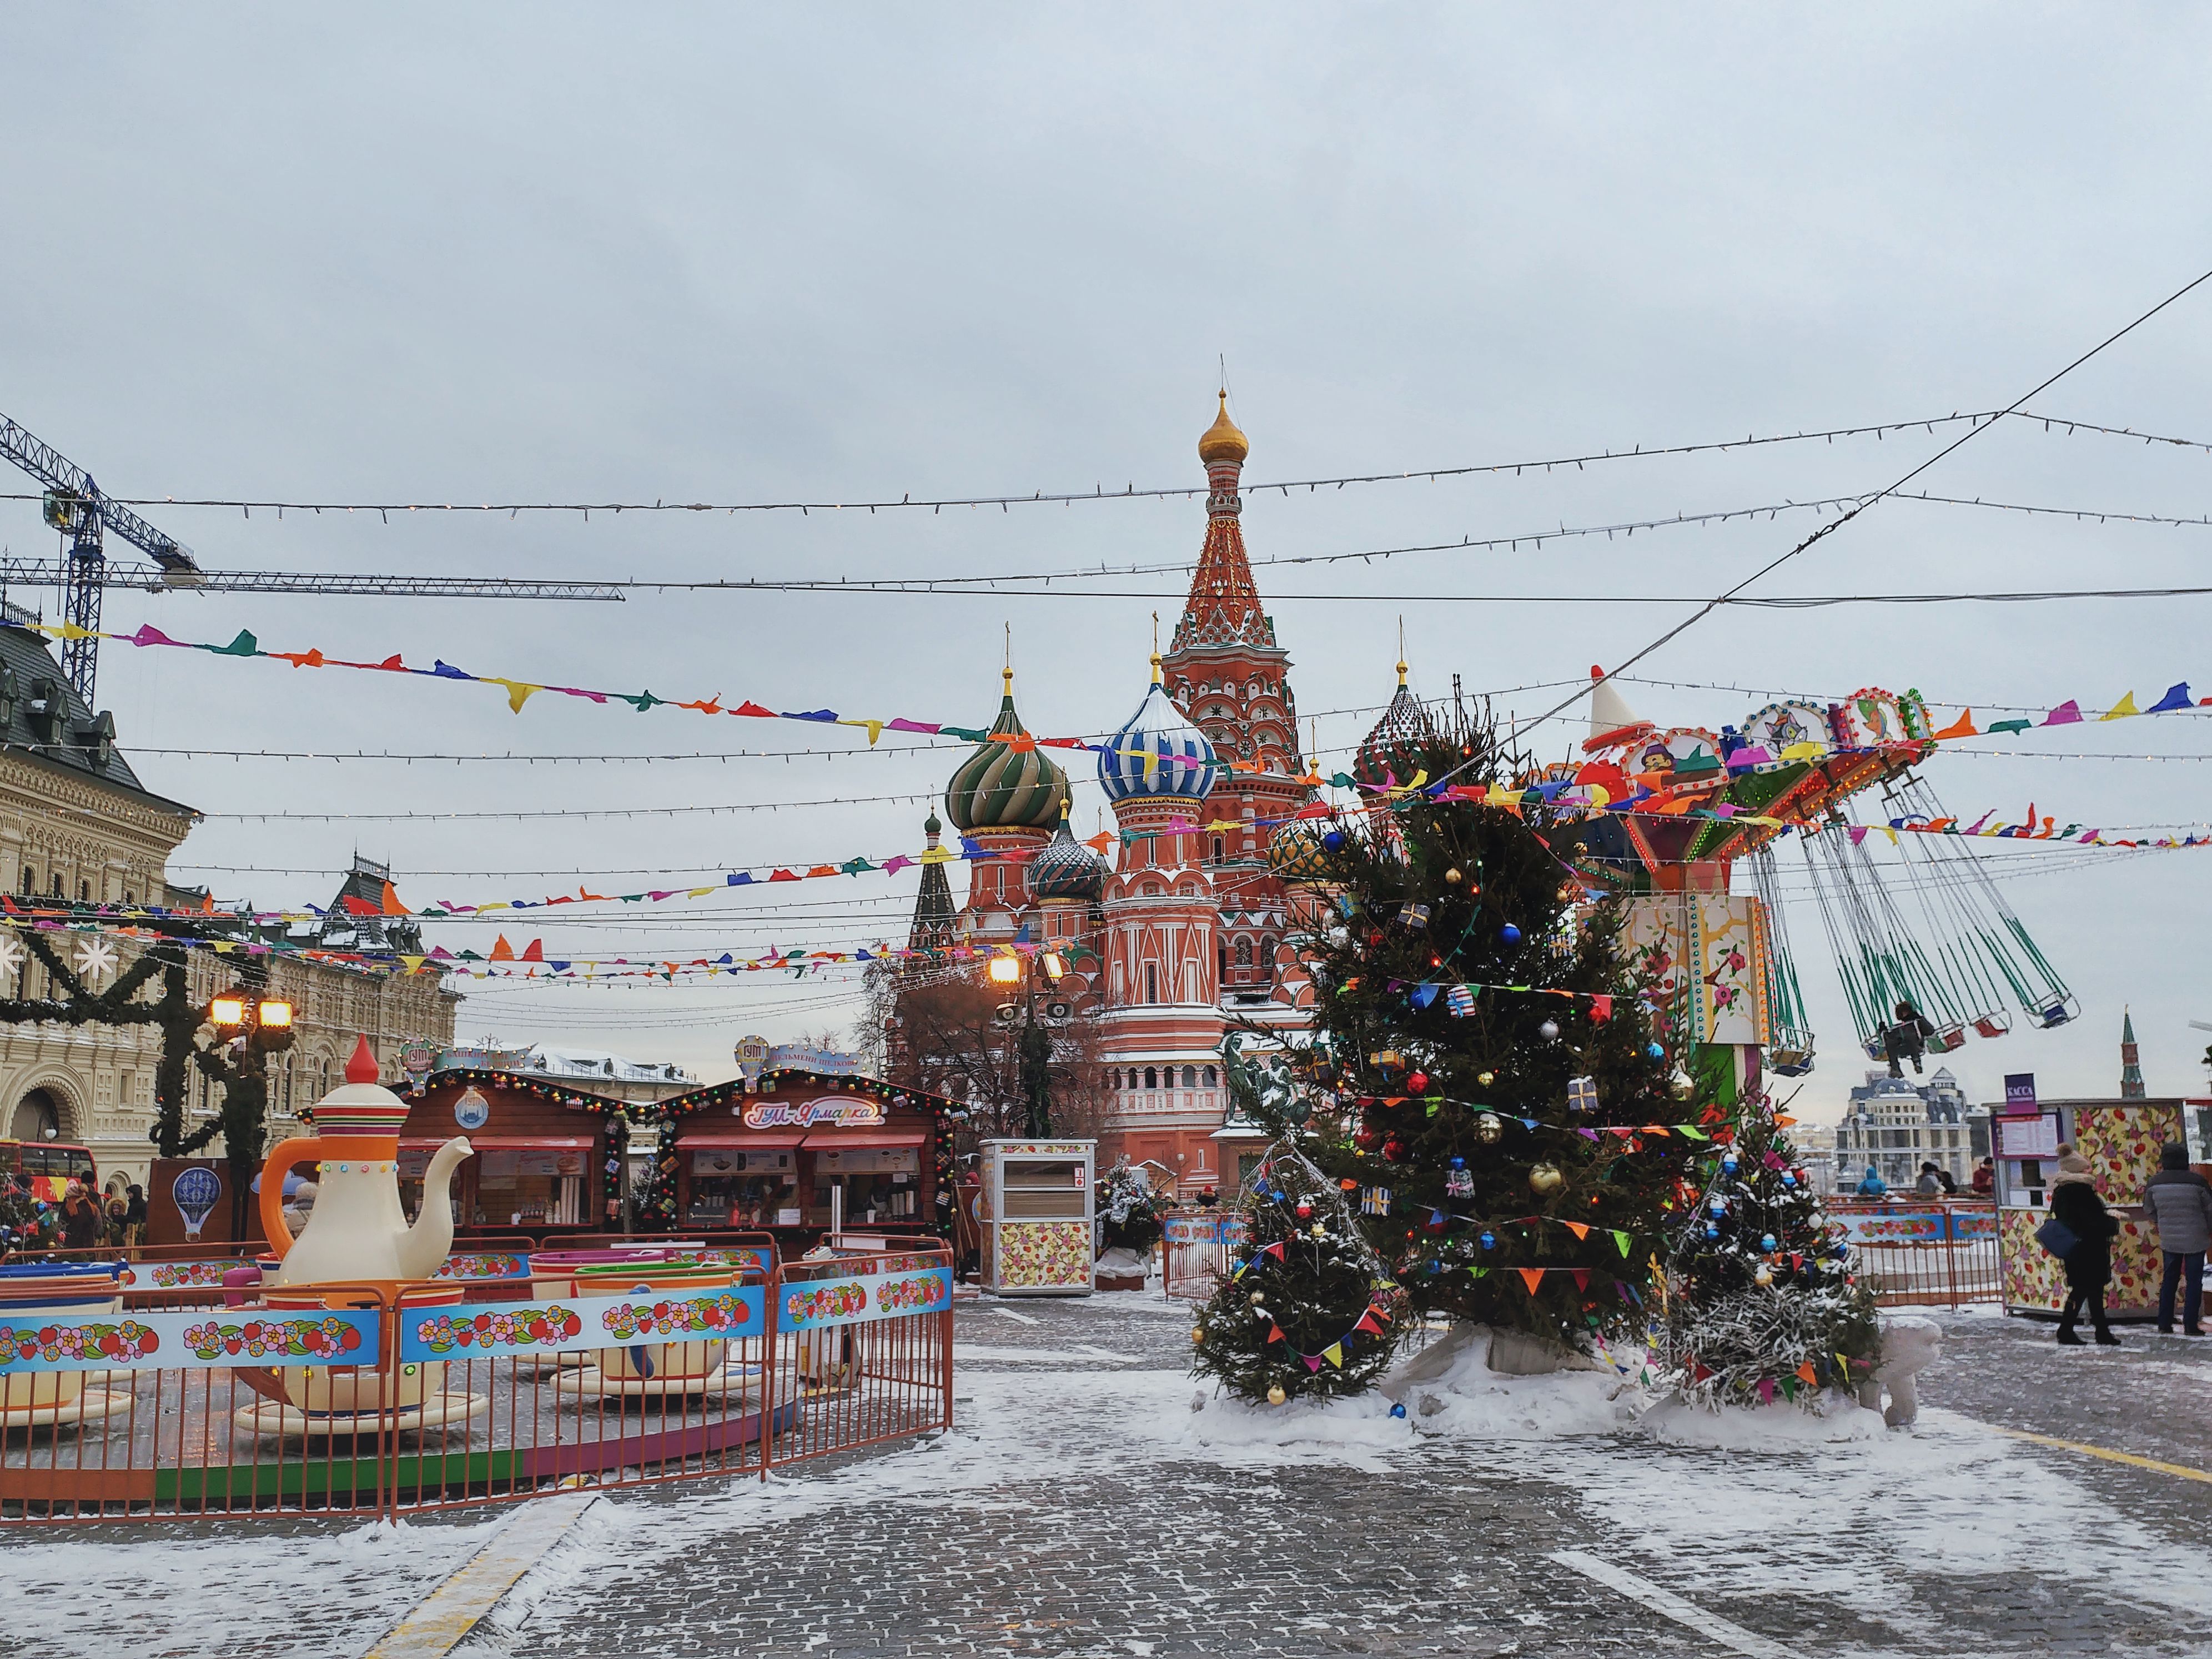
[2,411,620,705]
[2,413,201,703]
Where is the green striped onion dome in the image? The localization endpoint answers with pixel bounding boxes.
[944,670,1069,833]
[1265,814,1338,885]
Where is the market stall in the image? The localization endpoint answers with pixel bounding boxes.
[978,1138,1097,1295]
[658,1067,958,1249]
[398,1070,625,1240]
[1995,1095,2183,1320]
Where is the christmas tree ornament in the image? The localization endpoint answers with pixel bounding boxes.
[1476,1112,1504,1143]
[1500,924,1522,946]
[1407,1070,1430,1094]
[1780,1172,1798,1189]
[1311,1221,1328,1239]
[1285,1097,1313,1127]
[1709,1196,1728,1215]
[1479,1230,1496,1250]
[1382,1135,1407,1163]
[1721,1152,1740,1175]
[1530,1162,1564,1195]
[1389,1401,1408,1418]
[1267,1385,1287,1406]
[1761,1234,1778,1253]
[1192,1327,1205,1344]
[1538,1019,1560,1042]
[1753,1263,1774,1288]
[1444,867,1464,885]
[1445,1157,1474,1196]
[1566,1075,1598,1113]
[1397,902,1431,929]
[1250,1290,1266,1305]
[1445,984,1477,1017]
[1704,1222,1720,1240]
[1295,1201,1313,1220]
[1477,1070,1495,1088]
[1668,1067,1696,1102]
[1322,830,1346,852]
[1646,1042,1666,1061]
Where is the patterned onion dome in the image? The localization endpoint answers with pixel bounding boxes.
[1028,800,1108,903]
[944,668,1069,832]
[1353,661,1442,788]
[1098,656,1221,803]
[1265,813,1338,885]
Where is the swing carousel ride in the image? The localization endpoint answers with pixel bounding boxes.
[1546,669,2075,1090]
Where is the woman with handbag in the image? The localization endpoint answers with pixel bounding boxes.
[2049,1144,2123,1346]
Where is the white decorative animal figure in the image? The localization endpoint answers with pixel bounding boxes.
[1860,1314,1943,1426]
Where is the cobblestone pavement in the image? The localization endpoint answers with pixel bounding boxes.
[8,1295,2212,1658]
[478,1295,2212,1659]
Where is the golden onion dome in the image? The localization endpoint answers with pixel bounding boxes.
[944,668,1069,833]
[1266,813,1339,886]
[1198,390,1249,466]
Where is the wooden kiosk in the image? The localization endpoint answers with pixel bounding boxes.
[399,1070,624,1239]
[661,1068,958,1249]
[1995,1095,2189,1321]
[978,1138,1097,1296]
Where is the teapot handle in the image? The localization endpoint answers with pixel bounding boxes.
[259,1138,320,1259]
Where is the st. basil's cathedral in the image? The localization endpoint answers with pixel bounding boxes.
[899,395,1436,1190]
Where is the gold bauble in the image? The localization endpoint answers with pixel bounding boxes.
[1250,1290,1266,1306]
[1476,1112,1504,1144]
[1477,1071,1496,1088]
[1267,1385,1287,1406]
[1191,1327,1205,1344]
[1753,1263,1774,1288]
[1445,867,1464,885]
[1668,1067,1696,1102]
[1529,1162,1564,1195]
[1311,1221,1327,1239]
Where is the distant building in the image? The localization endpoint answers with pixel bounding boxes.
[1792,1123,1841,1197]
[436,1041,698,1109]
[1832,1066,1972,1190]
[2121,1007,2146,1100]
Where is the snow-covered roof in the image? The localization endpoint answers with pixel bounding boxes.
[440,1041,696,1085]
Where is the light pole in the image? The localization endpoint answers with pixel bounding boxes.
[989,951,1071,1138]
[203,988,296,1234]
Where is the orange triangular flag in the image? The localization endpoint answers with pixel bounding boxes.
[489,934,516,962]
[1562,1221,1590,1241]
[1266,1323,1284,1344]
[1516,1268,1545,1294]
[1932,709,1977,740]
[380,879,406,917]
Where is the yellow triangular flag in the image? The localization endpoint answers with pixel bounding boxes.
[2100,691,2140,721]
[1321,1342,1344,1368]
[399,955,425,974]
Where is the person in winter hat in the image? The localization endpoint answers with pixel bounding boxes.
[2141,1140,2212,1336]
[2050,1144,2122,1346]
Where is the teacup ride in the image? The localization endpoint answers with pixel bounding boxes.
[553,1261,757,1403]
[230,1036,490,1440]
[0,1261,135,1431]
[522,1246,688,1371]
[229,1281,491,1439]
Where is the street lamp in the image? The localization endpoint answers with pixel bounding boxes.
[987,952,1073,1137]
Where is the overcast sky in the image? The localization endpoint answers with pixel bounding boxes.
[4,7,2211,1118]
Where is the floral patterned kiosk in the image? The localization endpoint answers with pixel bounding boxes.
[978,1139,1096,1296]
[1997,1095,2186,1320]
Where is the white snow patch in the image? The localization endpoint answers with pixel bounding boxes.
[1379,1324,1647,1440]
[1640,1389,1885,1449]
[1172,1387,1413,1470]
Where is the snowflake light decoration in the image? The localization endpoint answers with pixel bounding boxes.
[73,938,119,983]
[0,935,23,978]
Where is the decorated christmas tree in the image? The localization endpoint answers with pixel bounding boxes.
[1097,1160,1167,1256]
[1662,1092,1881,1407]
[1190,1138,1400,1404]
[1292,705,1691,1353]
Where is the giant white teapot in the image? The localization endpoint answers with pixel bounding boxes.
[259,1034,472,1285]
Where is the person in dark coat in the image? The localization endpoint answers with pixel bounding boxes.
[2051,1144,2121,1346]
[58,1181,103,1251]
[2142,1140,2212,1336]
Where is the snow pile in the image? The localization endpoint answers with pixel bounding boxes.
[1641,1386,1884,1449]
[1175,1385,1412,1470]
[1378,1323,1647,1440]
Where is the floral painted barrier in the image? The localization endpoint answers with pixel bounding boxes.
[0,1304,380,1373]
[401,1284,765,1361]
[779,1266,951,1332]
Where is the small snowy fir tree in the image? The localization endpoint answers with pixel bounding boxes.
[1192,1142,1401,1404]
[1663,1092,1881,1409]
[1097,1160,1166,1256]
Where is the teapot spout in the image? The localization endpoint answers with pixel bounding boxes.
[398,1137,474,1280]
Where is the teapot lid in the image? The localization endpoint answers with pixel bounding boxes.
[306,1035,410,1136]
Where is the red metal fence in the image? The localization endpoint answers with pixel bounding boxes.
[0,1243,951,1524]
[1160,1209,1246,1301]
[1828,1200,2000,1311]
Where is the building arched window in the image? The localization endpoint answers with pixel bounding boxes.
[1234,939,1253,968]
[1144,964,1158,1005]
[50,873,63,897]
[1182,1065,1198,1089]
[78,880,89,903]
[1144,1067,1158,1090]
[18,867,31,894]
[1203,1065,1218,1087]
[1211,836,1224,863]
[1218,946,1229,982]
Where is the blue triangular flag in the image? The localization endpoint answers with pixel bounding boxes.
[2148,682,2193,714]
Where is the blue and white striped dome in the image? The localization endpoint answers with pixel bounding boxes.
[1098,666,1220,803]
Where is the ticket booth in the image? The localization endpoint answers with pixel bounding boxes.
[979,1138,1097,1296]
[1997,1096,2184,1320]
[400,1070,621,1240]
[662,1068,957,1249]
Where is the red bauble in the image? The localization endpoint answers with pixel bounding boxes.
[1295,1201,1313,1219]
[1382,1136,1407,1163]
[1354,1125,1381,1152]
[1407,1070,1430,1094]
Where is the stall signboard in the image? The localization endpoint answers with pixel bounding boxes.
[1164,1214,1248,1246]
[738,1099,885,1129]
[401,1283,765,1362]
[1829,1205,1993,1244]
[2002,1074,2040,1117]
[0,1305,379,1374]
[777,1264,951,1331]
[1997,1114,2060,1159]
